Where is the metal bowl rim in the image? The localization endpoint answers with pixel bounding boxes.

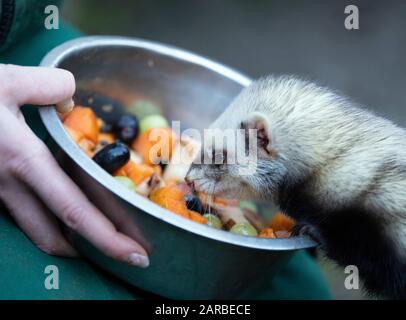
[39,35,316,251]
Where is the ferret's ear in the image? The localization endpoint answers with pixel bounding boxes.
[241,112,273,156]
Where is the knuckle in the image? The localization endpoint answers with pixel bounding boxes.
[61,202,87,230]
[9,143,49,179]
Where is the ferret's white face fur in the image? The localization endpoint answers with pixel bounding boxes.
[186,110,284,201]
[186,76,298,202]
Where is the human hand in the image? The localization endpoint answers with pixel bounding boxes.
[0,64,149,267]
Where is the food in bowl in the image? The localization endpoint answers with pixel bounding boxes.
[61,92,294,238]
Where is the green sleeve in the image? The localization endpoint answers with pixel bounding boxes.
[0,0,63,54]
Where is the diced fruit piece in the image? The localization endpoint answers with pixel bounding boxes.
[127,99,162,120]
[64,125,84,143]
[230,223,258,237]
[150,185,184,203]
[259,228,276,238]
[209,203,250,227]
[78,139,95,157]
[268,212,295,231]
[114,176,136,192]
[203,214,222,229]
[74,90,125,126]
[63,106,99,143]
[152,164,162,176]
[115,114,139,144]
[117,161,155,185]
[275,230,291,238]
[149,185,205,223]
[130,150,143,164]
[136,178,151,197]
[239,200,258,213]
[64,125,95,156]
[133,127,175,165]
[163,135,201,183]
[92,141,130,174]
[139,114,168,133]
[98,132,115,144]
[58,111,71,122]
[97,118,103,130]
[147,173,165,193]
[184,194,204,214]
[135,173,165,197]
[130,163,154,185]
[188,210,207,224]
[224,219,236,230]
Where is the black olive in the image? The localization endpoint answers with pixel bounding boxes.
[74,90,125,126]
[115,114,139,144]
[92,142,130,174]
[184,194,205,214]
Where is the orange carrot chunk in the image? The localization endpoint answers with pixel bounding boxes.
[63,106,99,143]
[188,210,207,224]
[259,228,276,238]
[150,185,206,223]
[268,212,295,231]
[132,127,175,165]
[64,125,84,143]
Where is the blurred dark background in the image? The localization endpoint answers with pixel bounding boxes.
[62,0,405,299]
[63,0,406,126]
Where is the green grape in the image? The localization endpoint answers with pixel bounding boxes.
[127,100,162,120]
[230,223,258,237]
[114,176,136,192]
[203,214,222,229]
[139,114,169,133]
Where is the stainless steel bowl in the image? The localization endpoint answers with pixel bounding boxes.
[39,36,315,299]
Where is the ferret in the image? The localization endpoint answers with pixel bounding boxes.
[185,75,406,299]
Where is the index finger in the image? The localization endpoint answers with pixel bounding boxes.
[0,64,75,112]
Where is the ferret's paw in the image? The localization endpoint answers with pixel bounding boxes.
[293,223,324,245]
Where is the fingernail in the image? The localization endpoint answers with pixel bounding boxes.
[127,253,150,268]
[56,98,74,113]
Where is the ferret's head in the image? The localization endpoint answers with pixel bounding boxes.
[185,76,304,201]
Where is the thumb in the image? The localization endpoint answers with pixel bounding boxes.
[0,64,76,112]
